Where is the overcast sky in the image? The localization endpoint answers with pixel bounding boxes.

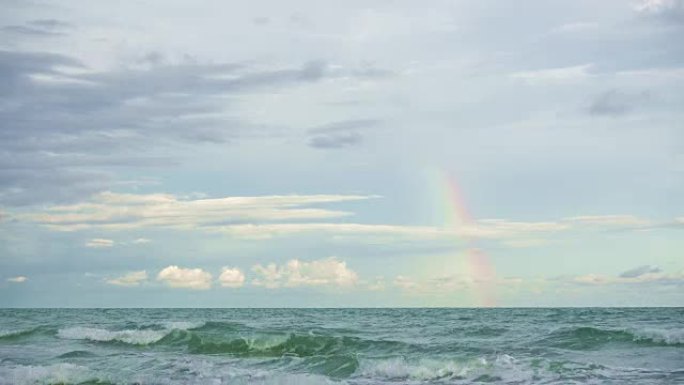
[1,0,683,307]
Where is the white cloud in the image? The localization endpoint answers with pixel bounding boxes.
[7,276,27,283]
[393,272,524,294]
[510,64,593,84]
[563,215,651,227]
[22,191,375,231]
[252,257,358,288]
[157,265,212,290]
[552,21,599,34]
[85,238,114,248]
[106,271,148,287]
[132,238,151,244]
[219,219,569,241]
[218,267,245,288]
[366,277,386,291]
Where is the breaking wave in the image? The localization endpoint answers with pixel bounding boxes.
[541,326,684,350]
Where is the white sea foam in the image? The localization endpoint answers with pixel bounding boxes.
[162,321,206,330]
[0,363,91,385]
[358,354,538,383]
[0,329,27,338]
[57,326,168,345]
[632,328,684,345]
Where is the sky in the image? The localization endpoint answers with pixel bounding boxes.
[0,0,683,307]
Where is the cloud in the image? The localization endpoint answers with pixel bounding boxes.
[132,238,151,244]
[573,267,683,286]
[21,192,374,231]
[2,19,72,37]
[635,0,684,22]
[586,90,650,117]
[307,119,379,149]
[219,219,569,241]
[106,271,148,287]
[563,215,651,227]
[510,64,593,84]
[85,238,114,248]
[392,273,523,294]
[218,267,245,288]
[552,22,599,34]
[619,265,662,278]
[0,49,387,206]
[7,276,27,283]
[157,266,212,290]
[252,257,358,288]
[309,132,363,149]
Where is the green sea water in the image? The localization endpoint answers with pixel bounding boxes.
[0,308,682,384]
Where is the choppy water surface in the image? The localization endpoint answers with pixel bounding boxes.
[0,308,682,384]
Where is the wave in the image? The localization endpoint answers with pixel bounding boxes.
[541,326,684,350]
[55,322,206,346]
[0,363,100,385]
[356,354,537,383]
[57,327,169,345]
[157,329,408,357]
[632,328,684,345]
[0,326,53,342]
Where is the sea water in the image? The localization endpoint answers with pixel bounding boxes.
[0,308,682,384]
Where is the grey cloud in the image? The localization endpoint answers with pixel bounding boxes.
[0,49,386,205]
[619,265,662,278]
[636,0,684,24]
[252,17,271,25]
[587,90,650,117]
[2,19,72,37]
[309,132,363,149]
[307,119,379,149]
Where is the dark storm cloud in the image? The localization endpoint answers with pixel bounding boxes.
[307,119,379,149]
[0,50,387,205]
[619,265,662,278]
[587,90,650,117]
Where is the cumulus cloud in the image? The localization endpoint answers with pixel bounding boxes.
[85,238,114,248]
[7,276,27,283]
[157,266,212,290]
[219,267,245,288]
[106,271,148,287]
[252,257,358,288]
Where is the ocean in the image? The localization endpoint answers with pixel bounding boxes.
[0,308,682,384]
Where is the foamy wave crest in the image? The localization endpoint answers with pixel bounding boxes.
[57,327,168,345]
[162,321,206,330]
[0,363,92,385]
[0,329,29,338]
[358,354,535,382]
[633,328,684,345]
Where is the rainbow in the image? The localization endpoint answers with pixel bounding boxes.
[427,169,497,307]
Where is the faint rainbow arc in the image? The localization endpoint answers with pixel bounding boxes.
[430,169,497,307]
